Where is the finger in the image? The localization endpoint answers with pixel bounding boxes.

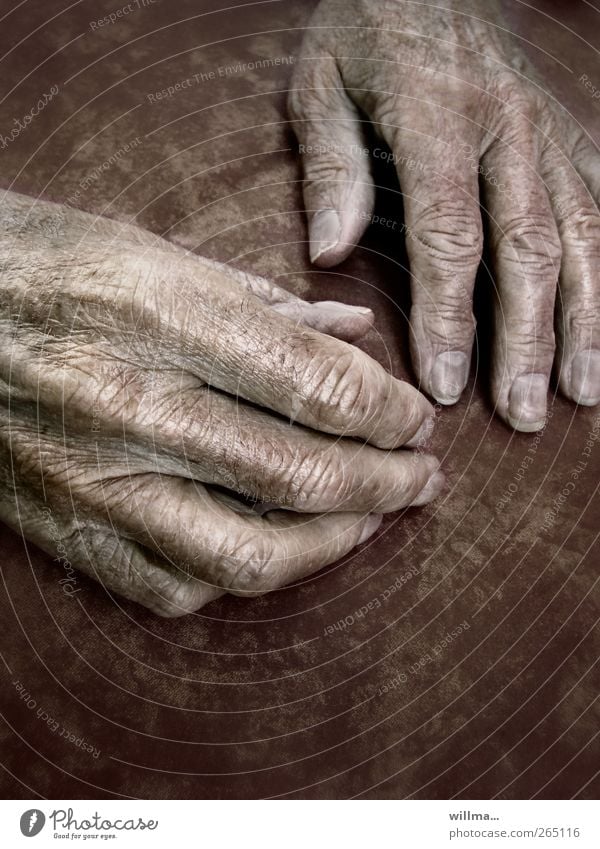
[270,299,374,343]
[381,133,483,405]
[570,132,600,207]
[72,532,224,618]
[201,257,374,342]
[288,55,375,267]
[541,144,600,406]
[151,256,435,449]
[8,308,434,460]
[22,374,443,513]
[101,475,384,597]
[0,492,223,617]
[9,248,434,450]
[107,382,444,512]
[481,129,562,431]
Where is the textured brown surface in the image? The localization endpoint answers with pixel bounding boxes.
[0,0,598,799]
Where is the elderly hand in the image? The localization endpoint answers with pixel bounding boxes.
[289,0,600,431]
[0,191,441,616]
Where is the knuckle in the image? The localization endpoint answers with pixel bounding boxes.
[415,286,475,324]
[223,532,277,596]
[288,450,348,509]
[564,306,599,339]
[152,578,199,618]
[416,302,476,348]
[0,422,81,495]
[93,369,145,429]
[410,202,483,267]
[287,85,310,123]
[288,81,329,125]
[569,132,597,172]
[496,215,562,266]
[493,71,541,113]
[303,156,348,186]
[506,321,556,359]
[0,422,39,478]
[561,206,600,246]
[115,541,201,617]
[397,458,424,497]
[370,95,400,131]
[287,57,339,125]
[301,348,367,429]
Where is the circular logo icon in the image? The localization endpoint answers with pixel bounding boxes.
[20,810,45,837]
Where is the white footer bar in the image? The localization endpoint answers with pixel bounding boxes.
[0,800,598,847]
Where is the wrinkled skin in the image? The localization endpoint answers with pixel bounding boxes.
[0,191,442,617]
[289,0,600,430]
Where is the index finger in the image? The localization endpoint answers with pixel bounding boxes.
[145,252,435,450]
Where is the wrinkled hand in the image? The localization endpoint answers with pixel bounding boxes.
[289,0,600,430]
[0,192,442,616]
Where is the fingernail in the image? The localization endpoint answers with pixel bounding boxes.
[405,413,435,449]
[312,300,372,318]
[430,352,469,405]
[570,349,600,406]
[508,373,548,432]
[358,513,383,544]
[410,470,445,507]
[309,209,340,263]
[347,305,373,315]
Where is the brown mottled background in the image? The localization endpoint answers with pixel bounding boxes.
[0,0,598,799]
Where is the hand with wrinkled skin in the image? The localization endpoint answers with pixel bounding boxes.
[289,0,600,431]
[0,191,442,617]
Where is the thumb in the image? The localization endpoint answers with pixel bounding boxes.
[198,256,374,342]
[288,58,375,268]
